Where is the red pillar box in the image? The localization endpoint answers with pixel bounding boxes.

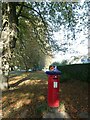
[46,66,61,107]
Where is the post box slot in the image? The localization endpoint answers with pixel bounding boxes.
[53,78,58,79]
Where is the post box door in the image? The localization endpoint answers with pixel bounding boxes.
[47,75,60,107]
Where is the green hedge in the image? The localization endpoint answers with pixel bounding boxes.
[57,63,90,82]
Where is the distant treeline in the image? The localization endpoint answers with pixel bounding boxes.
[57,63,90,82]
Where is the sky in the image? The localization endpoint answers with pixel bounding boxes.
[52,1,88,64]
[52,29,88,63]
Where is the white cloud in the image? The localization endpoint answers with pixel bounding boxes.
[79,0,86,6]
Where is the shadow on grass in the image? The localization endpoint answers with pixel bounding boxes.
[9,77,30,88]
[9,71,47,88]
[2,72,88,119]
[2,81,48,118]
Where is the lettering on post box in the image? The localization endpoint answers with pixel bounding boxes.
[53,82,58,88]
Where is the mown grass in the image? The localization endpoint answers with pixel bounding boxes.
[2,71,88,119]
[2,71,48,118]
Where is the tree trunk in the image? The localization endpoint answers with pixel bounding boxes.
[0,3,17,90]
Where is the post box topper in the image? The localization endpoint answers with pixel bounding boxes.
[46,66,61,75]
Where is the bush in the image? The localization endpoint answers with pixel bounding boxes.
[57,63,90,82]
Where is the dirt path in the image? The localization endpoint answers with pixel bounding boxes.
[2,71,88,119]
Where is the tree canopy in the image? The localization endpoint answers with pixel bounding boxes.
[4,2,79,71]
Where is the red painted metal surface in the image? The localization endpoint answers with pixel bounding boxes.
[47,75,60,107]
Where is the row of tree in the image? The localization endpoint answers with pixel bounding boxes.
[0,1,89,90]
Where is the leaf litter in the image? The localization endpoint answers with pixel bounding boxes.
[2,71,88,119]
